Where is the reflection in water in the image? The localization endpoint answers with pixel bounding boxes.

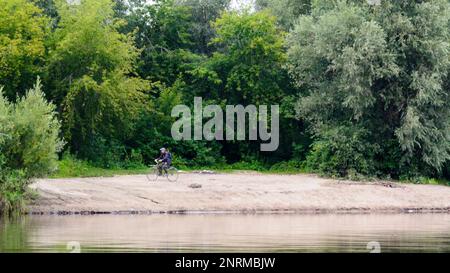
[1,214,450,252]
[0,217,29,252]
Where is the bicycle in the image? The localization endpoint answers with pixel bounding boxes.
[147,160,179,182]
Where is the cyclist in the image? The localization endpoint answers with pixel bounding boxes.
[155,147,172,175]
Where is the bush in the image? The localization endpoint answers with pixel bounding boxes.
[0,168,28,214]
[77,135,126,168]
[0,79,63,213]
[0,79,64,177]
[305,125,380,178]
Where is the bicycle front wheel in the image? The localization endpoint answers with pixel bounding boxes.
[146,165,159,182]
[166,167,179,182]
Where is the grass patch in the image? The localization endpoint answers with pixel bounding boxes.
[50,156,150,178]
[49,157,450,187]
[179,160,308,175]
[401,177,450,187]
[51,158,309,178]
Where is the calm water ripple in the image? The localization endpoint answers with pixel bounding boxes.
[1,214,449,253]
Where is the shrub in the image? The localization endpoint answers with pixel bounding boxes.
[305,125,380,178]
[0,168,28,213]
[0,79,63,213]
[5,80,64,177]
[77,134,126,168]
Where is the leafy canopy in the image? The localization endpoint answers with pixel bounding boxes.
[287,0,450,176]
[46,0,149,162]
[0,0,49,100]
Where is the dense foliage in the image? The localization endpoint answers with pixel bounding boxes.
[287,0,450,179]
[44,0,149,166]
[0,0,449,184]
[0,0,49,100]
[0,79,63,213]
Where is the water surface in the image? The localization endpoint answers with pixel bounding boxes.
[1,214,449,252]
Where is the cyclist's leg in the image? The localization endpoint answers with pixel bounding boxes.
[162,163,169,175]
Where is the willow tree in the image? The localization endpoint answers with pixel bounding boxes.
[287,0,450,178]
[46,0,149,164]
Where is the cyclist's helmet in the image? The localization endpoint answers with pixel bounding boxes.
[160,147,166,152]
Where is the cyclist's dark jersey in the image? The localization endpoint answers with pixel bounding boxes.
[159,152,172,165]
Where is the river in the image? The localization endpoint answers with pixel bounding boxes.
[1,213,449,252]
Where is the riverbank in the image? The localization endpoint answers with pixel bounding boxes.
[27,173,450,215]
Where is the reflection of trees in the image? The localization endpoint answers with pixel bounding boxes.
[0,217,29,252]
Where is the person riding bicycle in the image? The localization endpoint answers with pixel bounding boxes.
[155,148,172,175]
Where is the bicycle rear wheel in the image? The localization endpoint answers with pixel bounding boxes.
[146,165,159,181]
[166,167,179,182]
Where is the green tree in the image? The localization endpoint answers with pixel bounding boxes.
[287,0,450,177]
[255,0,311,30]
[209,10,289,105]
[113,0,226,166]
[182,11,302,163]
[116,0,197,85]
[0,0,49,100]
[176,0,231,55]
[0,79,63,177]
[34,0,60,29]
[1,79,63,213]
[45,0,149,164]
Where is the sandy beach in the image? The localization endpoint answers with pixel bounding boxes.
[28,172,450,214]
